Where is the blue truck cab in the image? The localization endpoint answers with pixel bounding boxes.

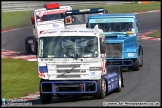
[86,14,143,71]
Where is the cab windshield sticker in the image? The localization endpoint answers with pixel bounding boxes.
[89,18,134,23]
[43,9,67,15]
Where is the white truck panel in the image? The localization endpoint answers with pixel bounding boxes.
[66,24,86,29]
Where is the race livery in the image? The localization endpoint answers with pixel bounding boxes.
[87,14,143,71]
[37,27,124,104]
[25,2,72,54]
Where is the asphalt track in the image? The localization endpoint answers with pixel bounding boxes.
[1,12,161,106]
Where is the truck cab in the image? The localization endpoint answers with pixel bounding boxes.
[37,27,123,104]
[87,14,143,71]
[25,2,72,54]
[64,8,108,28]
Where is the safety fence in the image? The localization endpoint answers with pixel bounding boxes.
[2,1,135,12]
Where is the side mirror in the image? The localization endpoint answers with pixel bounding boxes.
[31,16,35,25]
[101,42,105,54]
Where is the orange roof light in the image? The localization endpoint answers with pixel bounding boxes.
[45,3,60,10]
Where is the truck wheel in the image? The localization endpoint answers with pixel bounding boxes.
[25,39,31,53]
[94,76,107,99]
[40,79,53,104]
[132,58,140,71]
[115,68,122,92]
[139,48,143,67]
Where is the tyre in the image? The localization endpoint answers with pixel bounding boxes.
[94,76,107,99]
[25,39,31,53]
[132,58,140,71]
[115,68,122,92]
[40,79,53,104]
[132,46,143,71]
[139,47,143,67]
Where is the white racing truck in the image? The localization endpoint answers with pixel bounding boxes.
[25,2,72,54]
[37,27,124,104]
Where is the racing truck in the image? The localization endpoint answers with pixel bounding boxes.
[37,27,124,104]
[64,8,108,28]
[86,14,143,71]
[25,2,72,54]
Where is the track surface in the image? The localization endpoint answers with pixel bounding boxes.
[1,12,160,52]
[1,12,161,106]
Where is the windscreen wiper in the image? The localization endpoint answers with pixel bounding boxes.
[58,66,77,76]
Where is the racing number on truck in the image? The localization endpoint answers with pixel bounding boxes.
[65,17,72,24]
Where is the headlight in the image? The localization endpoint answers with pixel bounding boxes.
[128,53,135,57]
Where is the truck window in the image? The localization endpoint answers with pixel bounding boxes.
[88,18,136,32]
[36,13,64,22]
[65,12,104,25]
[39,36,98,58]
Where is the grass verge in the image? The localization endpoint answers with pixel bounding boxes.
[2,2,160,30]
[2,11,32,30]
[2,58,40,99]
[73,2,160,13]
[147,30,161,38]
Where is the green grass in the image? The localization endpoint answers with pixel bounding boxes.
[73,2,161,13]
[2,11,32,30]
[147,30,161,38]
[2,58,40,99]
[2,2,160,30]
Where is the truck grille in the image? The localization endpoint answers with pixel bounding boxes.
[57,64,80,68]
[105,43,122,58]
[56,75,80,78]
[57,69,80,73]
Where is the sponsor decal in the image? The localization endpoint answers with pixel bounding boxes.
[36,11,43,17]
[53,24,59,28]
[38,69,45,78]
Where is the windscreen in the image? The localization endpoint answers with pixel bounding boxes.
[65,12,104,25]
[36,13,64,22]
[88,18,136,32]
[39,36,98,58]
[35,10,66,24]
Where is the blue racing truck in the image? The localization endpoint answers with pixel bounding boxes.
[64,8,108,28]
[86,14,143,71]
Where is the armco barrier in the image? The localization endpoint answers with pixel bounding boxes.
[1,1,134,12]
